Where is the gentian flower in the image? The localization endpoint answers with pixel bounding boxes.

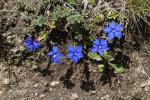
[23,35,40,52]
[67,46,84,64]
[104,22,123,40]
[91,38,110,56]
[47,46,63,64]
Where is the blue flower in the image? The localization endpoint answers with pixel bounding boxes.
[104,22,123,40]
[67,46,84,64]
[91,38,110,56]
[23,35,40,52]
[47,46,63,64]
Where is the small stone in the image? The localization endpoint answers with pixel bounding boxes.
[101,95,110,100]
[44,82,49,87]
[50,81,60,87]
[147,80,150,86]
[49,88,53,91]
[17,69,22,74]
[70,93,78,100]
[35,93,38,96]
[2,67,7,71]
[91,91,97,95]
[141,83,147,87]
[144,86,150,92]
[136,86,142,92]
[0,91,2,96]
[40,94,45,98]
[4,79,10,85]
[34,83,38,87]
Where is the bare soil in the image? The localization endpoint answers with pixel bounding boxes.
[0,0,150,100]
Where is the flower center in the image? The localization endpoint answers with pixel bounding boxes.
[112,29,115,32]
[99,46,102,49]
[53,54,56,58]
[74,52,78,56]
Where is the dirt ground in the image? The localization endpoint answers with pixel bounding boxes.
[0,0,150,100]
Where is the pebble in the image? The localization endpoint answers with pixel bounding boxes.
[101,95,110,100]
[35,93,38,96]
[70,93,78,100]
[40,94,45,98]
[0,91,2,96]
[141,83,147,87]
[4,78,10,85]
[144,86,150,92]
[91,91,97,95]
[49,88,53,91]
[34,83,38,87]
[50,81,60,87]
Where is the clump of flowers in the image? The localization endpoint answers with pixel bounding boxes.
[47,46,63,64]
[104,22,123,40]
[67,46,84,64]
[23,20,125,74]
[91,39,110,56]
[23,35,40,52]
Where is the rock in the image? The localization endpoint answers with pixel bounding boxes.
[91,91,97,95]
[0,91,2,96]
[2,67,8,71]
[44,82,49,87]
[147,79,150,86]
[101,95,110,100]
[49,88,53,91]
[34,83,38,87]
[40,94,45,98]
[70,93,79,100]
[141,83,147,87]
[4,78,10,85]
[50,81,60,87]
[144,86,150,92]
[35,93,38,96]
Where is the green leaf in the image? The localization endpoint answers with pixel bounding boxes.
[103,51,116,62]
[32,16,46,27]
[107,12,119,20]
[66,0,76,4]
[98,64,105,72]
[109,63,125,74]
[88,52,102,61]
[67,14,84,24]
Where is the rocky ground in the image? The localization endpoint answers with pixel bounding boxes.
[0,0,150,100]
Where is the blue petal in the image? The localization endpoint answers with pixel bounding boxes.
[72,56,79,64]
[51,57,54,62]
[67,52,74,58]
[33,41,40,50]
[109,22,116,29]
[54,58,60,64]
[27,45,34,52]
[93,39,100,45]
[52,46,58,53]
[108,32,115,40]
[102,45,110,51]
[26,35,33,42]
[47,51,53,56]
[98,49,104,56]
[100,40,107,45]
[76,52,83,59]
[91,45,98,53]
[115,31,123,39]
[104,27,111,33]
[76,46,82,52]
[115,24,123,31]
[23,41,32,47]
[67,46,75,52]
[56,53,63,59]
